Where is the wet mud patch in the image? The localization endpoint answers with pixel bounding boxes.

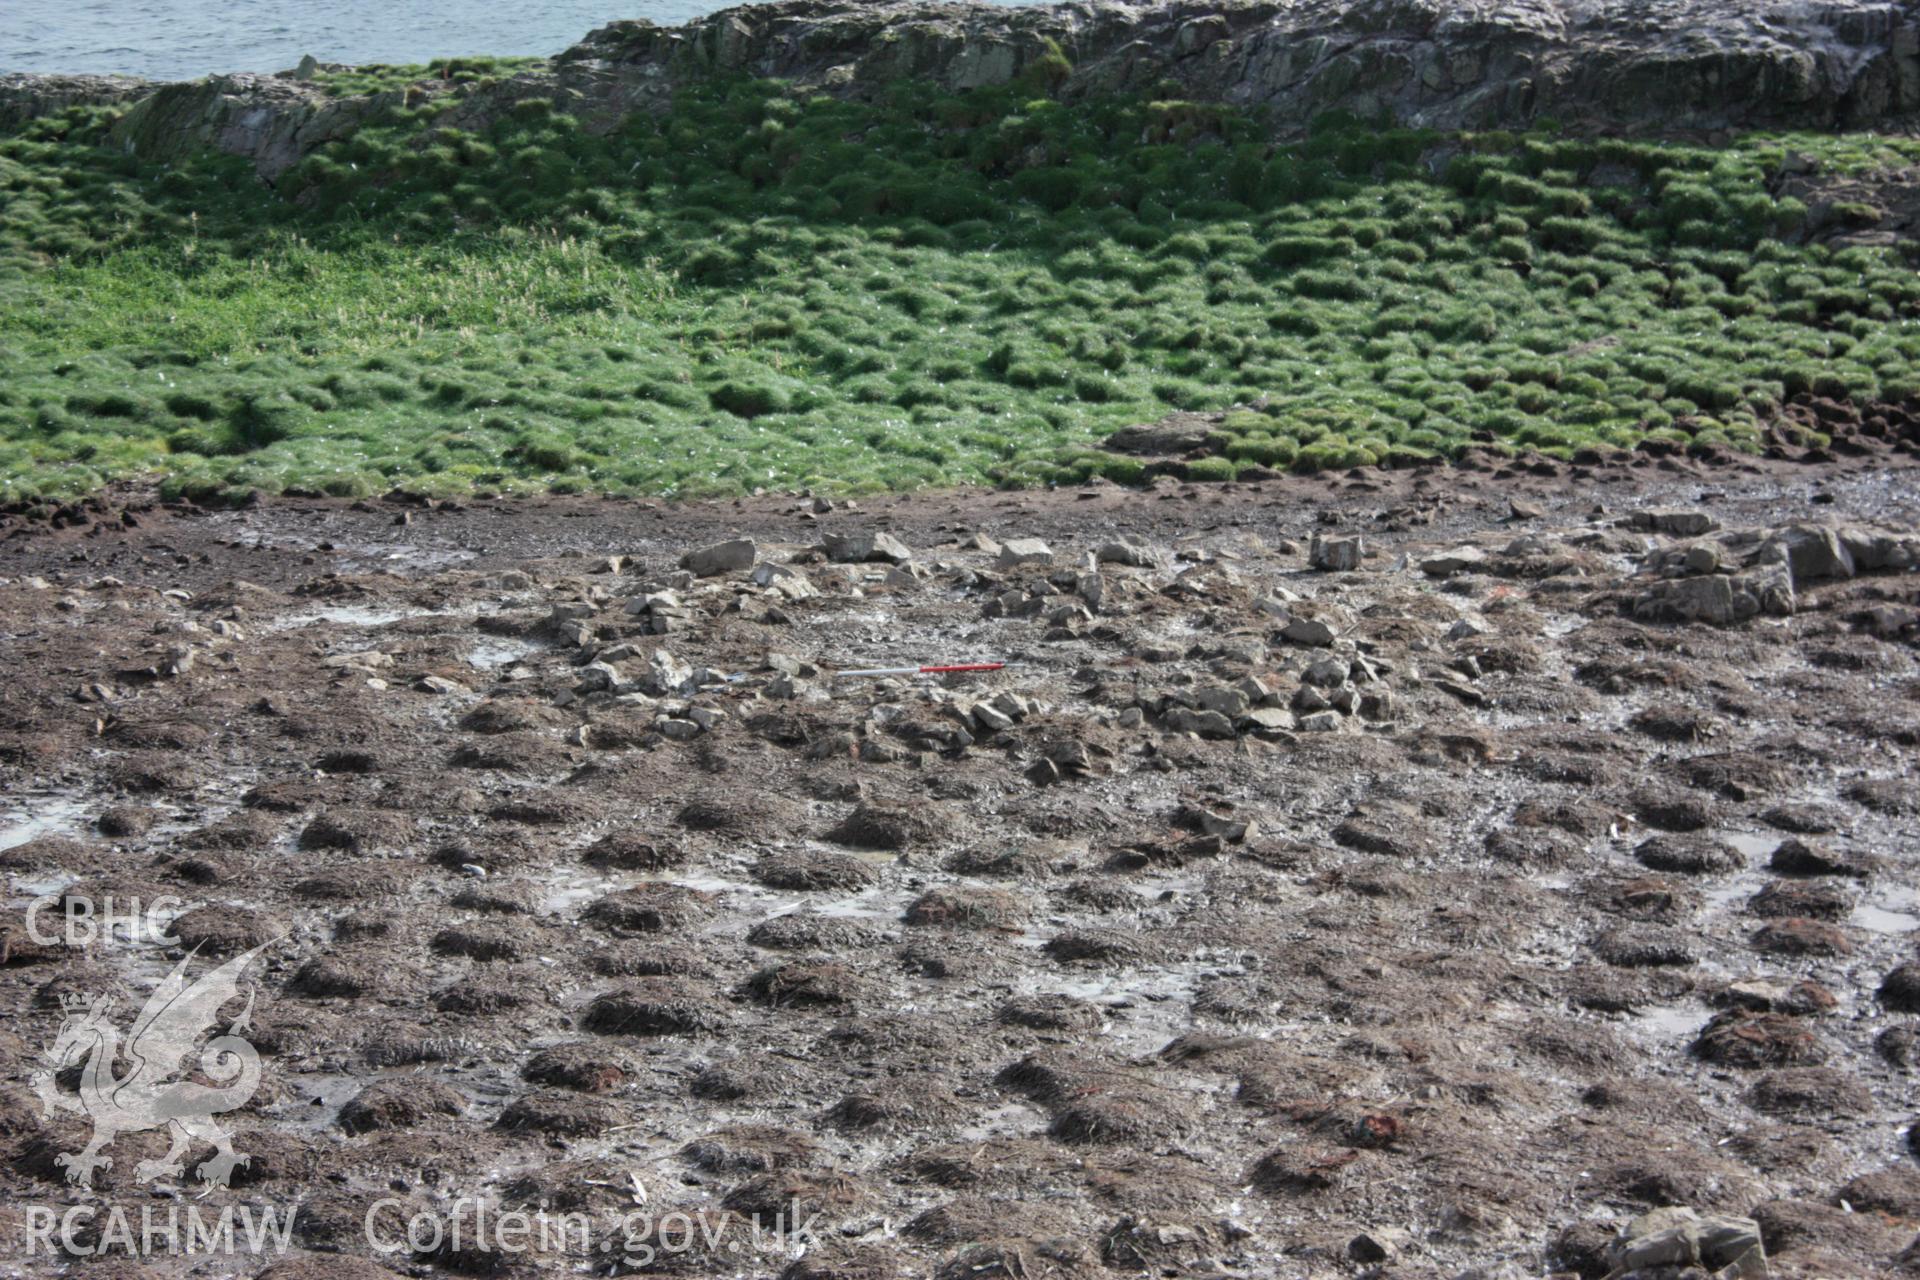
[0,463,1917,1278]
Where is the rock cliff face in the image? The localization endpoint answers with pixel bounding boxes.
[0,72,151,129]
[3,0,1917,183]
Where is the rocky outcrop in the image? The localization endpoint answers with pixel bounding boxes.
[558,0,1920,133]
[0,72,151,129]
[3,0,1918,182]
[105,75,414,180]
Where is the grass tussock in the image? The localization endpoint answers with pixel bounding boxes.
[0,80,1916,503]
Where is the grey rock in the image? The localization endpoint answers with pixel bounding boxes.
[1102,411,1217,455]
[988,691,1033,721]
[1183,803,1256,842]
[1605,1206,1765,1278]
[0,72,152,131]
[1309,533,1364,572]
[1838,524,1920,573]
[757,564,819,600]
[24,0,1920,188]
[1348,1228,1409,1264]
[1164,707,1235,738]
[681,538,756,576]
[640,650,695,697]
[1683,543,1725,575]
[1281,616,1337,646]
[1096,539,1165,568]
[1765,521,1854,585]
[972,702,1015,732]
[575,661,623,694]
[1296,710,1345,733]
[1293,685,1331,712]
[1421,546,1489,577]
[1302,656,1349,687]
[998,538,1055,568]
[1634,564,1794,626]
[1194,686,1251,717]
[824,530,913,564]
[962,531,1002,555]
[1237,706,1292,733]
[1631,509,1721,537]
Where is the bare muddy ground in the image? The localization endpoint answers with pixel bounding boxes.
[1,446,1918,1279]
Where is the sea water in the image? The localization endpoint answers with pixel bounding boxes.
[2,0,1038,81]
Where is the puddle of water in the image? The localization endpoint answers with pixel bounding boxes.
[808,884,913,922]
[10,872,73,900]
[468,637,540,670]
[1719,830,1778,862]
[1025,960,1225,1053]
[1625,1002,1701,1044]
[270,1070,387,1132]
[1854,905,1920,934]
[1854,891,1920,935]
[0,795,91,852]
[270,605,423,630]
[1700,871,1767,914]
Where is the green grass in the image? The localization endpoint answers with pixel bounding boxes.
[0,79,1916,502]
[305,56,549,98]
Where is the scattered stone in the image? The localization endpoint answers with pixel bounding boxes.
[997,538,1054,568]
[1279,616,1336,646]
[1634,565,1793,625]
[1630,509,1721,537]
[639,649,695,696]
[1309,533,1364,572]
[751,561,818,600]
[1347,1227,1410,1264]
[824,531,913,564]
[681,538,756,576]
[1604,1206,1764,1278]
[1164,707,1235,738]
[1097,540,1164,568]
[1420,546,1487,577]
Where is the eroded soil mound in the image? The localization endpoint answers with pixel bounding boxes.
[0,448,1917,1275]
